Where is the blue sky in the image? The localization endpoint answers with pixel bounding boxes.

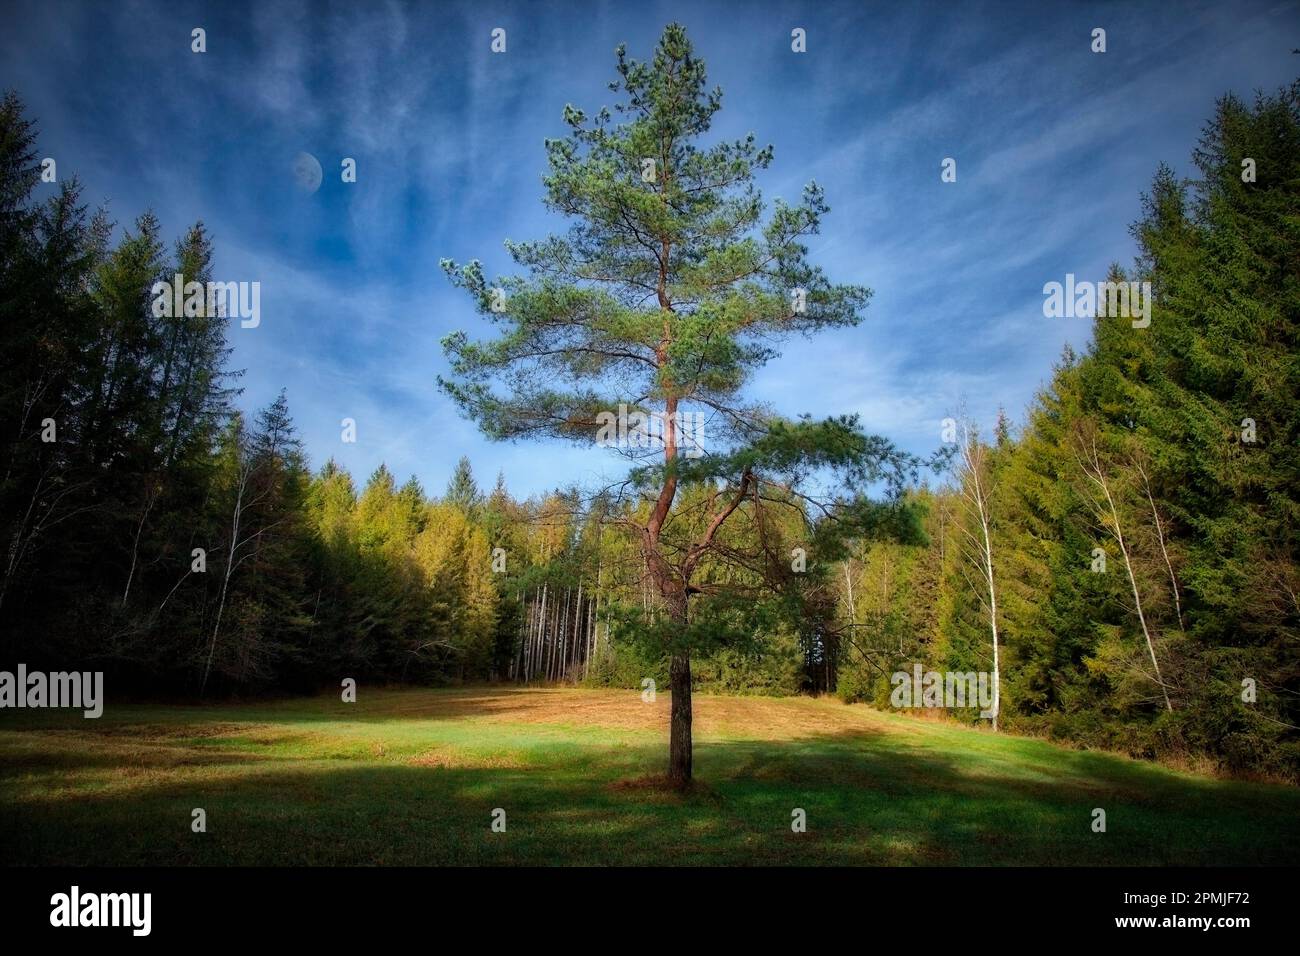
[3,0,1298,499]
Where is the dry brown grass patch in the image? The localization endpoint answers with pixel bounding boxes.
[370,687,896,742]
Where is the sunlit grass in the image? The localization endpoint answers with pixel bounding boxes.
[2,686,1296,865]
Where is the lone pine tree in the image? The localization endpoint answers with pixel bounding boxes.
[441,24,920,784]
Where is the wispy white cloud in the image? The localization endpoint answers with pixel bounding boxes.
[2,0,1295,497]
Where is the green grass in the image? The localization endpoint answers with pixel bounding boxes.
[1,686,1296,865]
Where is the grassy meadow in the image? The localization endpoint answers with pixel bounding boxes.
[1,686,1296,866]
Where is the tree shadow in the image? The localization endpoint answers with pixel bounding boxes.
[3,721,1297,866]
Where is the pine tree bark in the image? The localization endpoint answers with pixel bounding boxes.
[668,650,692,785]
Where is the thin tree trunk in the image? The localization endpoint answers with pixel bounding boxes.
[545,592,554,680]
[536,583,548,682]
[574,583,583,675]
[584,585,595,679]
[0,471,46,613]
[1101,477,1172,712]
[975,488,1001,732]
[587,529,604,679]
[559,587,570,680]
[961,426,1001,731]
[203,465,250,696]
[1136,461,1185,633]
[122,483,158,607]
[525,590,535,681]
[528,587,539,682]
[843,558,856,624]
[546,588,556,680]
[1078,436,1173,712]
[513,591,524,680]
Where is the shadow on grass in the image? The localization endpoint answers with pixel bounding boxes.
[0,686,608,733]
[3,721,1297,866]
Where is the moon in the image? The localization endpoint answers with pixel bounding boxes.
[292,151,323,194]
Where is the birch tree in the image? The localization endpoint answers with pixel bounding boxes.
[1073,421,1173,713]
[956,422,1001,730]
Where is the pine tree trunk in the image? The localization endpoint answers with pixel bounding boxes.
[668,650,692,786]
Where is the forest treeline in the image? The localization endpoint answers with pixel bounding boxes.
[1,83,1296,778]
[836,83,1300,778]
